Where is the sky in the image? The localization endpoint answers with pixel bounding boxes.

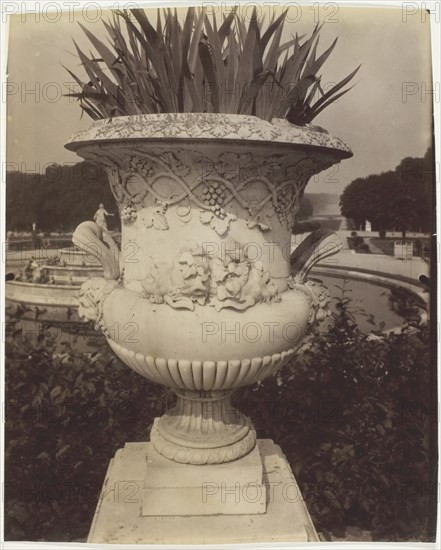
[5,2,434,195]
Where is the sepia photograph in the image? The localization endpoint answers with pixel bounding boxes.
[1,0,439,546]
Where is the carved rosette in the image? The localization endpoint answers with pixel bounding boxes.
[68,114,352,464]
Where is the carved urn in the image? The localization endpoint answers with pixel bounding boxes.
[66,113,352,465]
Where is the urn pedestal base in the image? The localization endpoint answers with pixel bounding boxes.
[88,437,319,544]
[144,430,266,516]
[151,391,257,465]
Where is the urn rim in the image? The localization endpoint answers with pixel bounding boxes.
[65,113,352,159]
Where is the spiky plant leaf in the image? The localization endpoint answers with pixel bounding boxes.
[204,14,227,110]
[306,65,361,120]
[261,9,287,53]
[198,40,220,112]
[218,7,237,45]
[66,7,359,125]
[304,82,357,123]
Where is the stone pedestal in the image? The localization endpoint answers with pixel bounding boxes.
[144,422,266,516]
[88,438,319,544]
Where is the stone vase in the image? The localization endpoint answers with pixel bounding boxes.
[66,113,352,465]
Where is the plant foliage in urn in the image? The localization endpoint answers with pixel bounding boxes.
[65,7,360,124]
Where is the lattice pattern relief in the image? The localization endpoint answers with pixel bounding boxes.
[87,146,333,236]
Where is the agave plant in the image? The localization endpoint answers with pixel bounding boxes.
[65,7,360,125]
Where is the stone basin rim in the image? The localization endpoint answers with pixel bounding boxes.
[65,113,353,158]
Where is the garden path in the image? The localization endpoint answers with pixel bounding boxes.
[292,232,430,286]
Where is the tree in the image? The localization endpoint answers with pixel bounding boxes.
[395,149,433,233]
[388,182,419,238]
[367,172,402,233]
[6,161,119,232]
[339,177,371,230]
[340,147,434,237]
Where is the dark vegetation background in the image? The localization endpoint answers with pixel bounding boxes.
[6,162,119,232]
[340,148,433,236]
[4,290,436,542]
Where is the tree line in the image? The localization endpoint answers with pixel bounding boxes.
[6,162,119,232]
[339,147,434,236]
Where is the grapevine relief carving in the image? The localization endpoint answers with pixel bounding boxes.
[87,146,331,237]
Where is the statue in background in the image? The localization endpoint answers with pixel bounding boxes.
[93,203,114,234]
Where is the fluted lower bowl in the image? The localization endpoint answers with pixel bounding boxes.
[101,285,310,391]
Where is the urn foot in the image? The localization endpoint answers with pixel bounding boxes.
[151,390,256,464]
